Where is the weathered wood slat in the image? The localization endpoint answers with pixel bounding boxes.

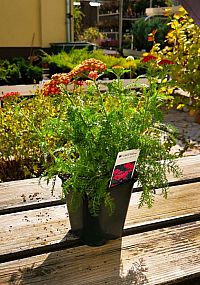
[126,181,200,227]
[0,84,40,97]
[0,177,62,212]
[1,155,200,212]
[1,221,200,285]
[167,154,200,182]
[1,181,200,257]
[0,205,70,257]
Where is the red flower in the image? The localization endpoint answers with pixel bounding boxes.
[2,91,21,98]
[141,55,157,63]
[158,59,174,65]
[74,80,84,86]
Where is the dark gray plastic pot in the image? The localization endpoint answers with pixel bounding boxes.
[65,179,136,246]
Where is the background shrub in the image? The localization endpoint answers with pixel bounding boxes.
[151,7,200,110]
[43,49,140,78]
[131,16,170,51]
[0,59,20,85]
[0,94,59,181]
[0,58,42,85]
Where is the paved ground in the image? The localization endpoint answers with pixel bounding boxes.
[163,109,200,156]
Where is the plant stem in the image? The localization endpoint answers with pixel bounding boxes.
[65,90,96,146]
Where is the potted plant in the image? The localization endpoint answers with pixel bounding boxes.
[32,57,180,246]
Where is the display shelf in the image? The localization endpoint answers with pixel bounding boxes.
[97,0,122,49]
[99,12,120,17]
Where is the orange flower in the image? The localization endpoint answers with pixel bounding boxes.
[152,29,157,35]
[42,81,61,96]
[112,65,123,69]
[148,35,154,42]
[42,59,107,95]
[147,33,154,42]
[88,71,99,80]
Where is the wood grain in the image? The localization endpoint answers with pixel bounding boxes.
[126,181,200,227]
[1,182,200,256]
[0,221,200,285]
[1,155,200,212]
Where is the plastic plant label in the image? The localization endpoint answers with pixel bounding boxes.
[109,149,140,188]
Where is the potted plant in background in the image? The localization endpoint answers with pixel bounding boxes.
[21,57,180,246]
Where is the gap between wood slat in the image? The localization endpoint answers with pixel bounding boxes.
[1,181,200,259]
[0,199,66,215]
[0,155,200,211]
[1,155,200,214]
[1,221,200,285]
[1,176,200,216]
[1,212,200,264]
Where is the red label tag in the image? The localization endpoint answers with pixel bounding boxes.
[109,149,140,188]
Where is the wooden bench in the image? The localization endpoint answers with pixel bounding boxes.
[0,155,200,284]
[0,79,148,98]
